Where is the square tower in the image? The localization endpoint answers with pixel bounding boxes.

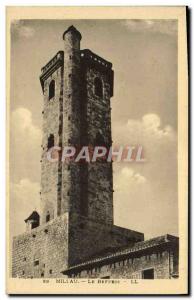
[40,26,114,226]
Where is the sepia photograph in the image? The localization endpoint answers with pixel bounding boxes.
[6,6,188,295]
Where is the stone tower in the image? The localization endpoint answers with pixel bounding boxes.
[12,26,144,278]
[40,25,114,226]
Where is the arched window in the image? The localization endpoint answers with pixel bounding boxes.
[49,80,55,100]
[46,211,50,223]
[47,134,54,150]
[94,77,103,97]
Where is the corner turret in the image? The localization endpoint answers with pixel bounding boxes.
[24,210,40,231]
[63,25,82,41]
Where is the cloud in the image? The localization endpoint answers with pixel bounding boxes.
[112,113,177,182]
[113,113,176,147]
[115,167,146,192]
[11,20,35,38]
[123,20,177,36]
[11,107,41,138]
[11,107,42,154]
[138,113,175,139]
[10,178,40,237]
[10,107,42,182]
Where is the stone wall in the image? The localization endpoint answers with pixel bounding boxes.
[63,235,179,279]
[12,214,69,278]
[40,55,64,224]
[68,212,144,266]
[79,52,114,225]
[12,211,144,278]
[69,248,178,279]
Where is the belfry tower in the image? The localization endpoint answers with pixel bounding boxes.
[12,26,144,278]
[40,26,114,226]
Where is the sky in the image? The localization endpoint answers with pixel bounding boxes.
[10,19,178,239]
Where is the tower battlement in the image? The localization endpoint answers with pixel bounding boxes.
[40,51,64,89]
[80,49,112,69]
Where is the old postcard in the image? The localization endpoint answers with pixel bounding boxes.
[6,6,188,294]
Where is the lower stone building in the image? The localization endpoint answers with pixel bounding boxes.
[12,213,179,279]
[62,235,179,279]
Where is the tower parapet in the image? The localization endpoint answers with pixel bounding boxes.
[80,49,114,97]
